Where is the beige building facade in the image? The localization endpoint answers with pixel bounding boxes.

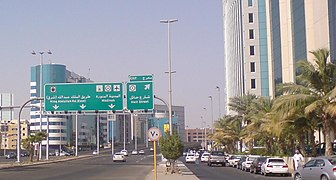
[0,120,29,150]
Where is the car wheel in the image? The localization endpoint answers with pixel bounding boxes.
[294,173,302,180]
[321,175,329,180]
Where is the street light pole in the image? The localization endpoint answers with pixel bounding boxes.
[160,19,178,135]
[32,50,52,160]
[216,86,221,118]
[208,96,214,134]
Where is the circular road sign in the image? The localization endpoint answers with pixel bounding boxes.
[147,127,162,141]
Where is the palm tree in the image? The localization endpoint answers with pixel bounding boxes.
[211,115,244,153]
[275,48,336,155]
[21,131,47,162]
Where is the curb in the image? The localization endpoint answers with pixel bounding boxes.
[0,155,92,170]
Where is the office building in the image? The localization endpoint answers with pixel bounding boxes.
[30,63,94,149]
[223,0,336,111]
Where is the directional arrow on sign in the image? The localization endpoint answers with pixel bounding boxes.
[53,105,59,110]
[80,104,86,109]
[108,104,115,109]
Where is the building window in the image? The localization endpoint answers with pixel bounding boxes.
[249,29,254,39]
[248,0,253,7]
[250,46,255,55]
[248,13,254,23]
[250,62,256,72]
[251,79,256,89]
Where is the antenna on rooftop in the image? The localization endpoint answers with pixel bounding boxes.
[87,68,91,80]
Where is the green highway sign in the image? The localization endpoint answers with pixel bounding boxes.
[126,81,154,111]
[129,75,153,82]
[44,83,123,112]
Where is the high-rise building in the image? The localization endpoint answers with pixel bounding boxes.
[223,0,336,110]
[30,63,93,149]
[223,0,270,114]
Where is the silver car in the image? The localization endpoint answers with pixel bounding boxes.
[294,156,336,180]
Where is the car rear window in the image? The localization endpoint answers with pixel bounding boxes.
[268,159,284,163]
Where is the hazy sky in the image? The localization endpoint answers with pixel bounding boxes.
[0,0,225,128]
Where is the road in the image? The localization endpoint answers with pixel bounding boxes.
[0,149,155,180]
[184,160,293,180]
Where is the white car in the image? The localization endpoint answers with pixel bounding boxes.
[113,152,126,162]
[242,155,260,171]
[120,149,128,156]
[139,150,145,155]
[185,153,196,163]
[60,151,70,156]
[131,150,138,155]
[261,158,289,176]
[228,155,242,167]
[201,153,210,162]
[92,150,98,155]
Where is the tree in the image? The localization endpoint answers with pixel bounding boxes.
[21,131,48,162]
[274,48,336,156]
[159,133,184,174]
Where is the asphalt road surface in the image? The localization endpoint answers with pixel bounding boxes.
[184,159,293,180]
[0,150,156,180]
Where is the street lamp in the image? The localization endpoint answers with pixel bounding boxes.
[32,50,52,160]
[160,19,178,135]
[208,96,214,134]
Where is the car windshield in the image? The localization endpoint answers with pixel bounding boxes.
[248,157,257,161]
[268,159,284,163]
[202,154,210,156]
[211,152,224,156]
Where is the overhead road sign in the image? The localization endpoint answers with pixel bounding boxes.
[129,75,153,82]
[126,81,154,111]
[44,83,123,112]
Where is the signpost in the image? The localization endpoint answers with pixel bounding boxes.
[44,83,123,112]
[126,81,154,111]
[147,127,162,180]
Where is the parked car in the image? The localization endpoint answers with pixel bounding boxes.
[150,148,154,152]
[185,153,196,163]
[139,150,145,155]
[20,151,30,157]
[113,152,126,162]
[6,153,16,159]
[201,152,210,162]
[237,156,247,170]
[48,152,56,156]
[249,156,267,174]
[92,150,98,155]
[60,151,70,156]
[131,150,138,155]
[120,149,128,156]
[293,156,336,180]
[260,157,290,176]
[207,151,226,166]
[242,155,260,172]
[227,155,242,167]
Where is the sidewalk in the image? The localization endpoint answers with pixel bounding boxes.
[145,160,199,180]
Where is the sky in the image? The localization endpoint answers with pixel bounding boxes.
[0,0,225,129]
